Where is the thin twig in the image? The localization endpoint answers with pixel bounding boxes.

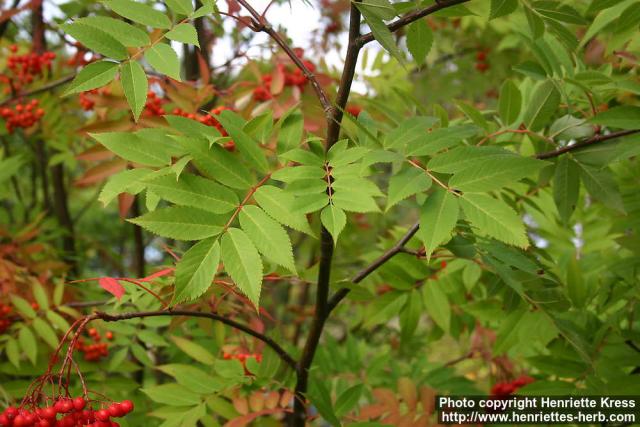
[234,0,333,115]
[357,0,472,46]
[94,309,296,369]
[535,129,640,160]
[0,74,75,106]
[328,222,420,313]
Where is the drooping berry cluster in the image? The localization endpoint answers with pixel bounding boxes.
[490,375,534,396]
[8,317,134,426]
[2,46,56,92]
[0,397,134,426]
[74,328,113,362]
[252,50,317,102]
[475,49,490,73]
[143,91,166,117]
[1,100,45,133]
[0,303,12,333]
[172,106,235,150]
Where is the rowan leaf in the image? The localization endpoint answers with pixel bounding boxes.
[63,61,119,96]
[576,162,624,212]
[418,189,459,260]
[386,167,432,211]
[74,16,150,47]
[129,206,226,240]
[91,132,171,167]
[553,155,580,224]
[449,156,547,192]
[62,22,128,60]
[332,186,379,213]
[239,206,296,273]
[407,124,479,156]
[18,326,37,364]
[165,0,194,15]
[406,20,433,65]
[321,204,347,245]
[221,228,263,308]
[105,0,172,28]
[216,110,269,173]
[165,23,200,47]
[490,0,518,19]
[120,61,148,121]
[174,238,220,303]
[589,106,640,130]
[498,80,522,125]
[459,193,529,248]
[99,168,153,206]
[421,283,450,332]
[188,145,254,190]
[253,186,315,236]
[356,4,404,64]
[145,173,238,214]
[523,80,560,132]
[146,43,182,81]
[428,146,514,173]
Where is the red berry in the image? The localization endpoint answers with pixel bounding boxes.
[41,407,56,419]
[107,404,124,418]
[119,400,133,414]
[5,407,18,419]
[95,409,110,421]
[13,414,27,427]
[475,62,489,72]
[73,397,86,411]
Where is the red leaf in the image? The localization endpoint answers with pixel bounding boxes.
[140,268,175,282]
[99,277,125,300]
[226,0,240,14]
[118,193,135,219]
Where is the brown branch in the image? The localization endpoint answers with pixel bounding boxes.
[327,221,420,313]
[93,309,296,369]
[535,129,640,160]
[234,0,333,116]
[0,74,76,107]
[290,4,364,425]
[357,0,471,46]
[325,3,362,147]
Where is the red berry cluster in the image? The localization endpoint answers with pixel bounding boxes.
[78,88,110,111]
[3,46,56,91]
[1,100,45,133]
[490,375,534,396]
[252,83,273,102]
[252,52,317,102]
[74,328,113,362]
[0,303,12,333]
[475,49,490,73]
[172,106,235,150]
[143,91,166,117]
[0,397,133,427]
[78,91,96,111]
[223,352,262,374]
